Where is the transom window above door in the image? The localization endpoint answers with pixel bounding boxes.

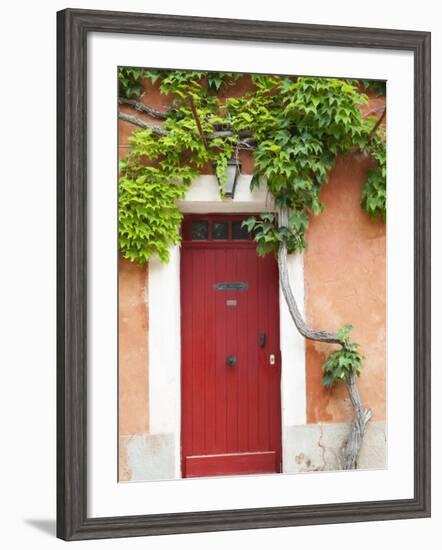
[182,215,253,242]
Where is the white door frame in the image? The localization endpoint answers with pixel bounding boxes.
[148,175,307,478]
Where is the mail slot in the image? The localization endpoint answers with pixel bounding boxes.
[213,282,248,291]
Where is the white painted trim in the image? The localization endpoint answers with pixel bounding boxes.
[280,253,307,426]
[148,246,182,478]
[177,174,275,213]
[148,175,306,477]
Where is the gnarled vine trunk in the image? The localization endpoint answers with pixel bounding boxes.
[277,208,372,470]
[342,371,372,469]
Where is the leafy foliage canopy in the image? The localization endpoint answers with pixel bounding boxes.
[119,69,385,263]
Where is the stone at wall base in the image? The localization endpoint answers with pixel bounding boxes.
[119,421,386,481]
[120,432,176,482]
[283,420,386,473]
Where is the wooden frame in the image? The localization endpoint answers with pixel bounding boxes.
[57,8,431,541]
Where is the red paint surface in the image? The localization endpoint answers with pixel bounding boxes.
[181,215,282,477]
[185,451,278,478]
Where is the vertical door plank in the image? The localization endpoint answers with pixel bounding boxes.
[204,248,216,453]
[214,248,227,453]
[257,254,270,450]
[236,248,250,452]
[191,249,205,454]
[225,248,239,453]
[267,255,282,464]
[247,249,260,451]
[181,248,193,472]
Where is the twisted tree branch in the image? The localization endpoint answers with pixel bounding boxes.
[368,106,386,138]
[119,98,169,119]
[188,96,208,150]
[118,111,256,148]
[118,112,168,136]
[342,372,373,469]
[277,208,342,345]
[277,207,372,469]
[278,241,342,344]
[119,97,386,145]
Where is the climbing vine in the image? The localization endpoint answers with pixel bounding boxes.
[322,325,364,388]
[118,69,386,467]
[119,70,385,264]
[118,67,149,98]
[119,70,241,262]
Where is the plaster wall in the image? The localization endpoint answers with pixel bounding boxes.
[118,258,149,480]
[304,155,386,424]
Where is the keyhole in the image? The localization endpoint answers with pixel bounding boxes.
[226,355,237,366]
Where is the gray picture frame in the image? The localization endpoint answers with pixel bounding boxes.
[57,8,431,541]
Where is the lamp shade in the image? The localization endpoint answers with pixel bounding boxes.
[213,158,241,198]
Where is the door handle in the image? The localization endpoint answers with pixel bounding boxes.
[226,355,237,366]
[269,354,276,366]
[259,332,267,348]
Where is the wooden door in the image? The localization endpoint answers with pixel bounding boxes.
[181,214,282,478]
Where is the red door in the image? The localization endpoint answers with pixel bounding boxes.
[181,214,282,478]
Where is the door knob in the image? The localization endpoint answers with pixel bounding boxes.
[226,355,237,366]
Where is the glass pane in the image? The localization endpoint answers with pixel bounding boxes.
[212,222,228,240]
[191,221,208,240]
[232,221,249,240]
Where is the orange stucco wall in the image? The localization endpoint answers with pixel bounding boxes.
[304,154,386,423]
[118,81,158,443]
[118,257,149,435]
[118,257,149,480]
[118,83,156,480]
